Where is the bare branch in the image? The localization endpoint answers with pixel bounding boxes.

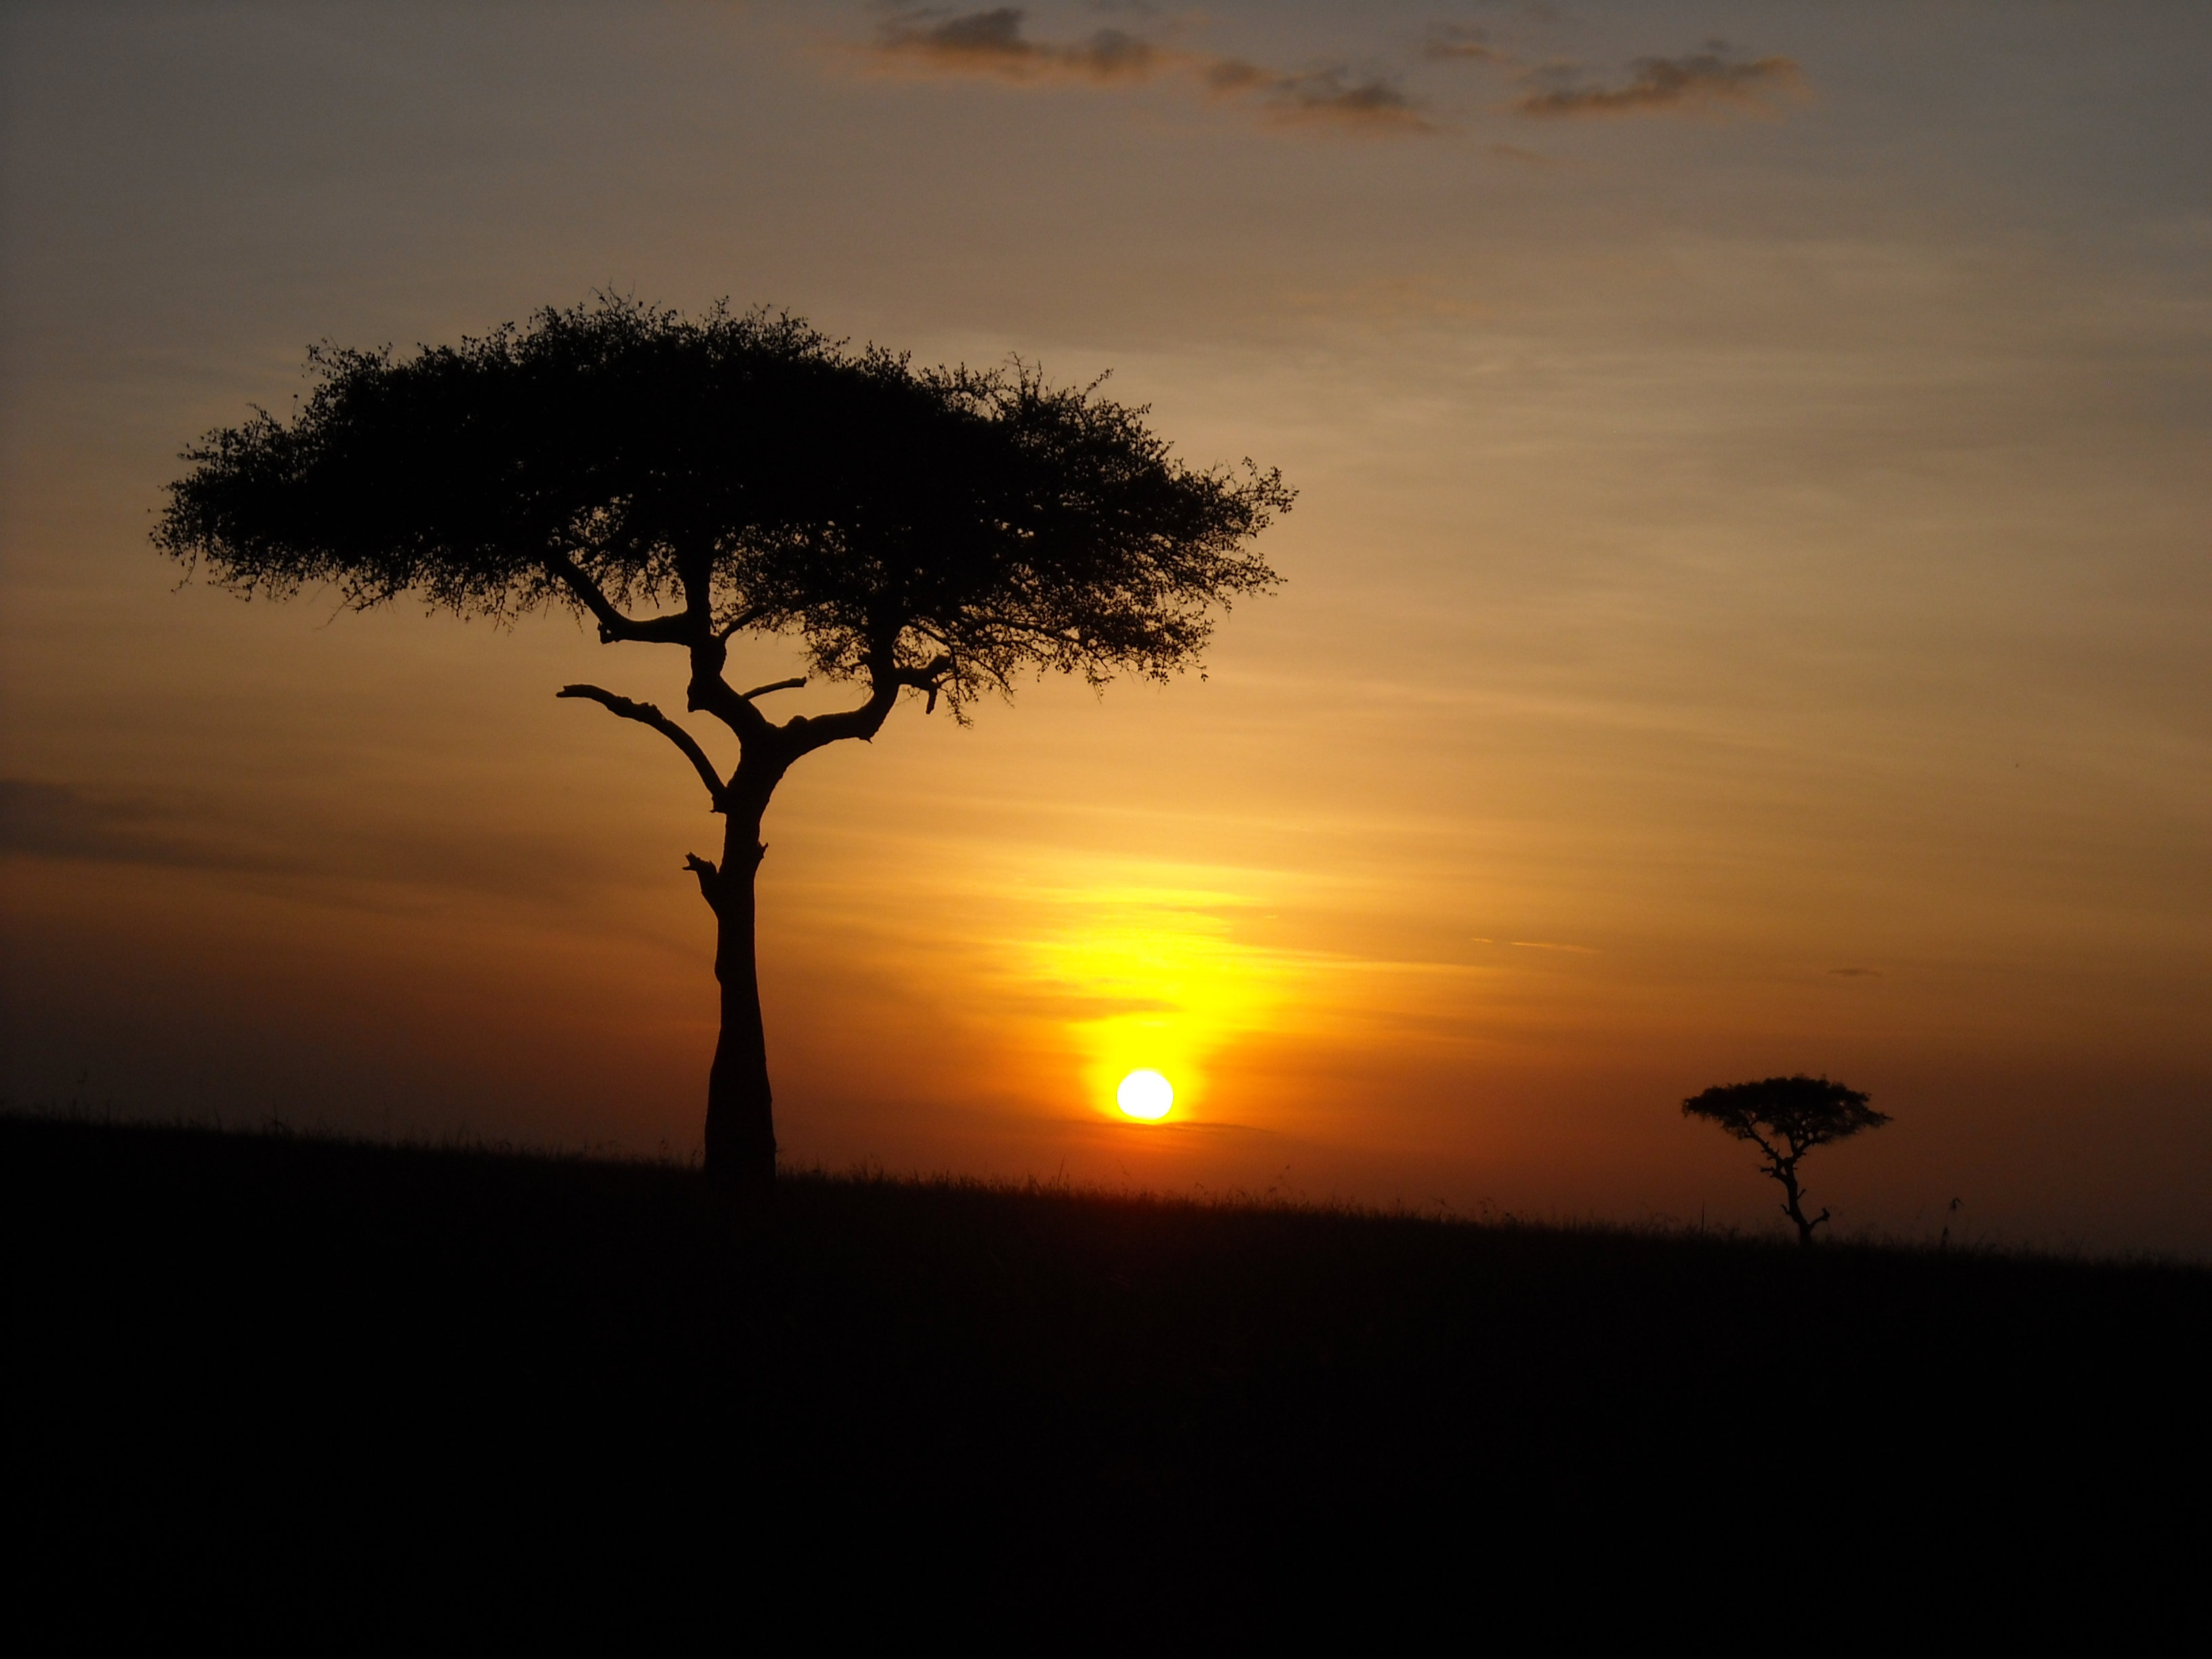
[684,852,725,912]
[781,681,901,756]
[895,653,955,714]
[545,551,698,645]
[556,684,729,812]
[741,676,808,701]
[773,651,952,753]
[714,608,768,644]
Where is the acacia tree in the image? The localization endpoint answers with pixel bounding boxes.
[157,298,1291,1195]
[1682,1074,1890,1249]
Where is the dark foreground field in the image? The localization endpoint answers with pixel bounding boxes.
[7,1115,2206,1616]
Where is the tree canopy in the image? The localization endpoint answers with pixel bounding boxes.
[155,297,1292,716]
[1681,1076,1888,1155]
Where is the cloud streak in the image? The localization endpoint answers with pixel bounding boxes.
[0,779,279,874]
[1515,48,1805,120]
[876,7,1160,82]
[861,15,1805,137]
[1420,24,1497,64]
[0,779,609,901]
[1205,58,1430,132]
[868,9,1430,134]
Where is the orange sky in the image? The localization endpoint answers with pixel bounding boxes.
[4,3,2208,1250]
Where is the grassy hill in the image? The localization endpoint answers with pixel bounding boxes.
[8,1114,2205,1605]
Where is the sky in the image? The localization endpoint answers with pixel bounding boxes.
[3,1,2207,1251]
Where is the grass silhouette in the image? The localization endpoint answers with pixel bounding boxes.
[8,1114,2205,1608]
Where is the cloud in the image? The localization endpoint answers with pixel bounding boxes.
[1210,60,1431,131]
[0,779,279,873]
[0,779,610,901]
[1828,967,1882,978]
[875,7,1162,81]
[1420,24,1497,63]
[867,9,1431,133]
[1515,47,1805,120]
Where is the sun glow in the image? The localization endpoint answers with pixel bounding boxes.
[1010,867,1288,1124]
[888,848,1470,1130]
[1116,1069,1174,1120]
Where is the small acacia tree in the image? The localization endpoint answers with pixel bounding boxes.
[1681,1074,1890,1249]
[157,298,1291,1195]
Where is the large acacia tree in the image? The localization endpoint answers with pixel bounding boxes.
[158,299,1291,1193]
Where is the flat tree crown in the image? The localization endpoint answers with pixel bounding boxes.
[156,296,1292,712]
[1681,1074,1890,1154]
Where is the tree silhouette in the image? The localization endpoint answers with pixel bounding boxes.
[1681,1074,1890,1248]
[157,298,1291,1195]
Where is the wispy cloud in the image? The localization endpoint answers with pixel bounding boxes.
[1206,58,1431,132]
[1420,24,1497,64]
[0,779,609,901]
[860,14,1803,137]
[876,7,1161,81]
[0,779,281,874]
[866,9,1431,134]
[1515,46,1806,120]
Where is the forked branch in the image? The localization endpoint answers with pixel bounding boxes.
[896,653,956,714]
[557,684,729,812]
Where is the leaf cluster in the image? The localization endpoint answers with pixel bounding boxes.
[1681,1075,1890,1160]
[156,297,1292,713]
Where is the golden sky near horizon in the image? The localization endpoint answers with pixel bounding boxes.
[3,1,2208,1249]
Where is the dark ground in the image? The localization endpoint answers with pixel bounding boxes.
[7,1115,2205,1620]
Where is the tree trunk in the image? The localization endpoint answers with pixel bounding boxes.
[1776,1162,1826,1251]
[702,811,774,1200]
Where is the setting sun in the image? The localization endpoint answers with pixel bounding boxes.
[1116,1070,1174,1121]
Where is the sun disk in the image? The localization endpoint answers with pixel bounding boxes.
[1116,1069,1174,1120]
